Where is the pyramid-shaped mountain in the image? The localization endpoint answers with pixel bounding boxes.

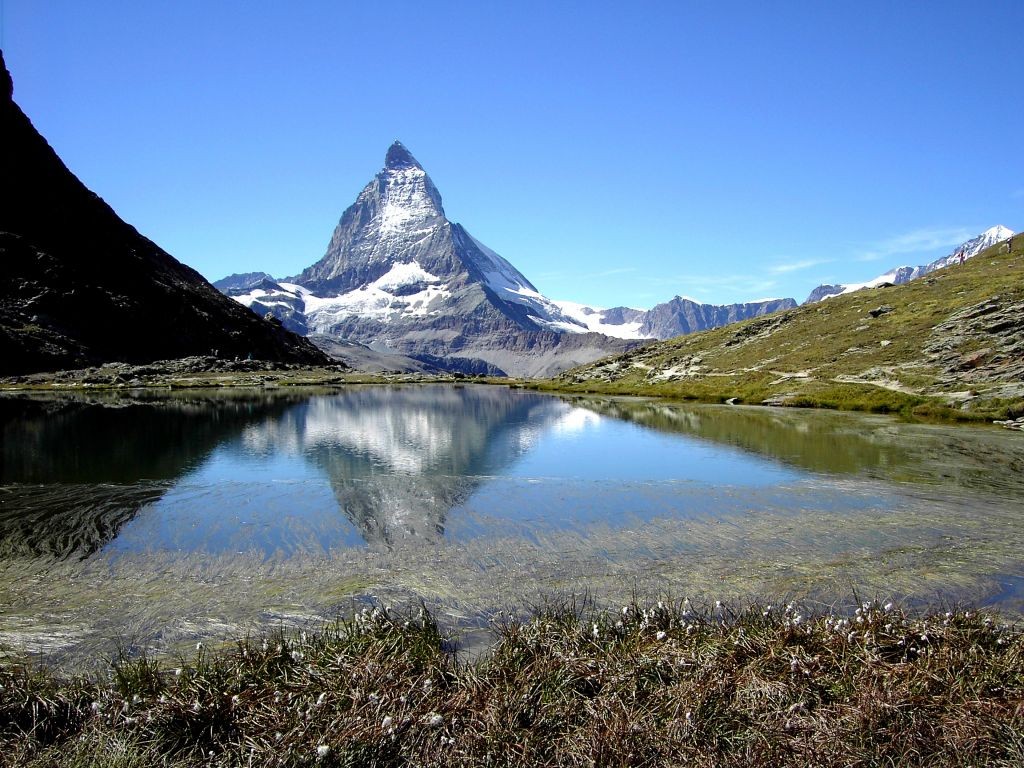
[222,142,638,377]
[0,50,328,375]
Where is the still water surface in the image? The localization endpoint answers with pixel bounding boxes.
[1,384,1022,662]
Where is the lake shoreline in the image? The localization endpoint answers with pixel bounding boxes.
[2,355,1020,429]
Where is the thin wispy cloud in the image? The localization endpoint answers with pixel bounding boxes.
[768,258,833,275]
[857,226,974,262]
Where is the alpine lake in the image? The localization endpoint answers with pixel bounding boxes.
[2,383,1023,667]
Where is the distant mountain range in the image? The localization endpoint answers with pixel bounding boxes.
[556,232,1024,412]
[0,50,328,375]
[805,225,1014,303]
[216,142,796,376]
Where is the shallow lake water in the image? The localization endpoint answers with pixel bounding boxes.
[1,384,1022,665]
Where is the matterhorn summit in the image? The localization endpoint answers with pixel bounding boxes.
[219,142,637,376]
[217,141,803,375]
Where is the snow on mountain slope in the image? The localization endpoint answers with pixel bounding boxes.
[550,300,648,339]
[215,141,810,369]
[806,225,1015,303]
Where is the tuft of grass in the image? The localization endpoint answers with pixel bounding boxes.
[1,599,1021,767]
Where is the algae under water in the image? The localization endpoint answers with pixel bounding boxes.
[0,384,1021,666]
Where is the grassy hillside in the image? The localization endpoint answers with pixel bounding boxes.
[538,236,1024,420]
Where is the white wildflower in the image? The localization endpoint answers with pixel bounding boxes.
[592,623,600,639]
[425,712,444,727]
[382,715,394,729]
[316,744,330,759]
[656,631,667,641]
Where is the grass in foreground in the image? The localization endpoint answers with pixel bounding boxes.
[2,600,1021,767]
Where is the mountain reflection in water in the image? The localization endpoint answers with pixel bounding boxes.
[0,386,566,556]
[4,386,1022,564]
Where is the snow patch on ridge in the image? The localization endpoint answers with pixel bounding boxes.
[232,264,453,335]
[550,300,648,339]
[378,166,442,234]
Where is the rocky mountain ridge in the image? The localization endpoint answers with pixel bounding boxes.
[0,50,329,375]
[805,225,1014,303]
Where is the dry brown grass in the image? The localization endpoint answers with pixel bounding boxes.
[2,599,1021,767]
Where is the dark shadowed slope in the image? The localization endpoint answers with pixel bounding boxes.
[0,51,329,375]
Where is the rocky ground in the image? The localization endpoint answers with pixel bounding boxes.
[0,356,476,391]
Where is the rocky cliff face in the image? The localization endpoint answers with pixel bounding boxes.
[0,51,329,375]
[637,296,798,338]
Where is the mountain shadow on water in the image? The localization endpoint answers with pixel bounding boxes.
[0,392,307,559]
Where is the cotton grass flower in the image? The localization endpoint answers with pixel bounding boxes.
[316,744,330,759]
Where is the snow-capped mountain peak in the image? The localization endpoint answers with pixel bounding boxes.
[384,140,423,171]
[217,141,805,374]
[805,225,1015,303]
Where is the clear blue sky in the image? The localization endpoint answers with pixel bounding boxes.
[4,1,1022,307]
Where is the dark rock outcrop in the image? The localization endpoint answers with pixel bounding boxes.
[0,50,330,375]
